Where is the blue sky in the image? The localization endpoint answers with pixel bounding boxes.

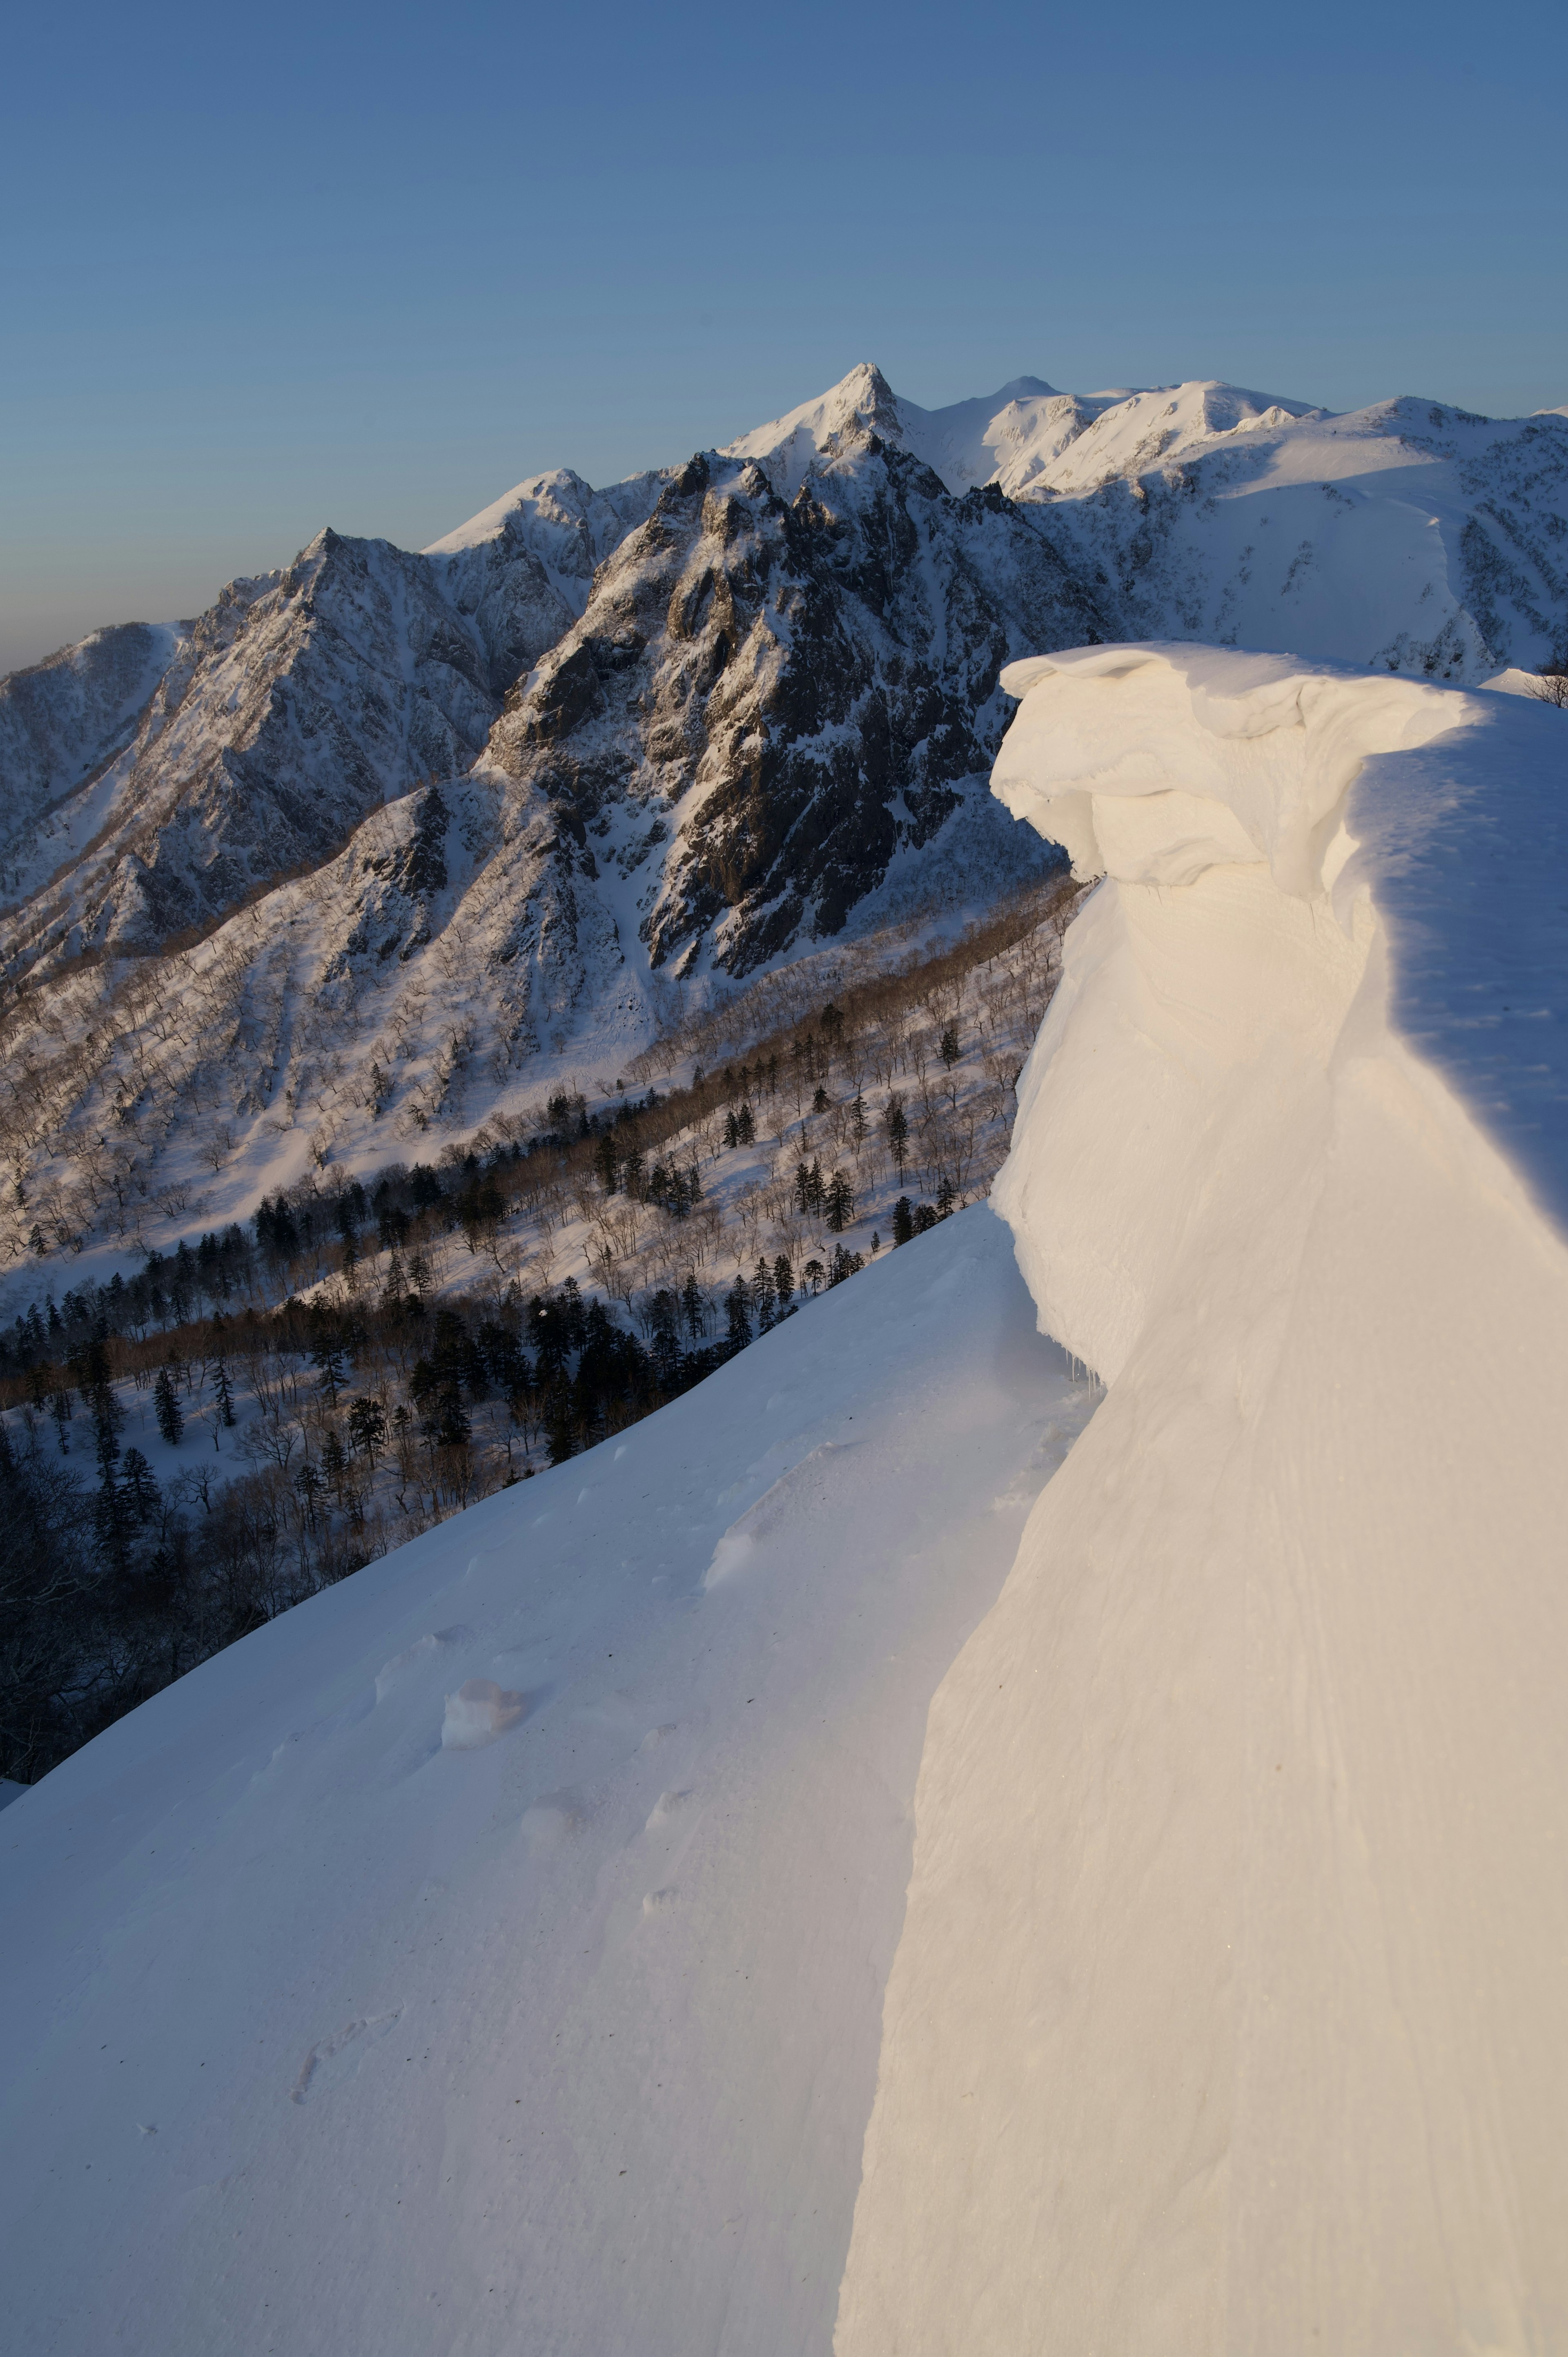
[3,0,1565,673]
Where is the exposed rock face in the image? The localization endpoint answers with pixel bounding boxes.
[485,434,1104,975]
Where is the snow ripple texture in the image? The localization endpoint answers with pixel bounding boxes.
[835,645,1568,2354]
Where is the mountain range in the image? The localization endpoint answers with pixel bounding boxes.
[2,363,1566,1280]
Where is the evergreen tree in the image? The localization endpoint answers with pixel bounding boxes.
[737,1102,755,1146]
[773,1253,794,1307]
[321,1429,349,1504]
[752,1257,775,1331]
[312,1337,348,1405]
[937,1173,956,1218]
[545,1392,577,1466]
[294,1458,323,1531]
[893,1196,915,1247]
[812,1085,830,1116]
[435,1387,471,1452]
[940,1023,960,1070]
[802,1258,826,1295]
[347,1394,387,1468]
[884,1093,909,1184]
[649,1290,682,1386]
[725,1277,752,1353]
[851,1089,867,1148]
[724,1109,740,1150]
[825,1171,855,1233]
[153,1362,183,1447]
[120,1447,159,1521]
[212,1356,236,1427]
[681,1271,705,1340]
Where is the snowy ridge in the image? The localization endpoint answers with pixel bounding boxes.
[837,647,1568,2352]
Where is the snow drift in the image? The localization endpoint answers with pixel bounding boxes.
[0,1209,1097,2357]
[837,647,1568,2353]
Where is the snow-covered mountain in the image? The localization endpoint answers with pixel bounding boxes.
[4,650,1567,2353]
[2,363,1566,1284]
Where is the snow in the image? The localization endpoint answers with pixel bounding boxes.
[837,645,1568,2353]
[0,1207,1098,2356]
[721,363,1318,503]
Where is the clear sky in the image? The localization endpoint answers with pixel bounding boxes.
[3,0,1565,676]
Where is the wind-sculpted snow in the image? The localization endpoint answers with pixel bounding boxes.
[836,647,1568,2352]
[0,1208,1100,2357]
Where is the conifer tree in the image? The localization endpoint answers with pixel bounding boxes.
[312,1337,347,1406]
[212,1357,236,1427]
[347,1394,387,1469]
[154,1362,183,1447]
[120,1446,159,1522]
[893,1196,915,1247]
[725,1276,751,1353]
[773,1253,794,1307]
[826,1171,855,1233]
[885,1093,909,1184]
[321,1429,349,1504]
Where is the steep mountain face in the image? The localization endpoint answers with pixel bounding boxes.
[0,622,182,894]
[0,526,584,983]
[483,433,1103,976]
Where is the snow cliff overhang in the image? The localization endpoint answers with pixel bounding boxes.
[836,643,1568,2354]
[989,641,1568,1378]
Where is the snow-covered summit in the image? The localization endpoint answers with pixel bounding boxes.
[720,361,1319,502]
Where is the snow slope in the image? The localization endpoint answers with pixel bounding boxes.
[0,1208,1098,2357]
[837,647,1568,2353]
[0,620,183,894]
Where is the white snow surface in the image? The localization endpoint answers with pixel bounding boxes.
[0,1209,1096,2357]
[837,646,1568,2353]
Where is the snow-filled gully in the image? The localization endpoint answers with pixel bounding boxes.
[836,646,1568,2355]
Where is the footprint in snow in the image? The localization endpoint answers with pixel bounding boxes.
[644,1790,693,1831]
[291,2009,403,2104]
[375,1627,470,1704]
[441,1679,526,1749]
